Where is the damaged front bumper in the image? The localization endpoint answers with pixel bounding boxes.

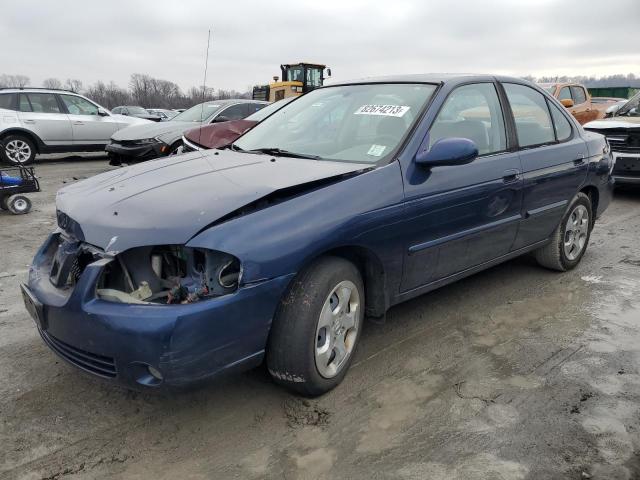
[24,233,294,389]
[105,140,170,165]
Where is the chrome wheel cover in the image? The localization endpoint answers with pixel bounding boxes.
[315,280,360,379]
[563,204,589,261]
[6,140,31,163]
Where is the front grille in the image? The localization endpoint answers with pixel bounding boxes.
[41,331,117,378]
[592,128,640,153]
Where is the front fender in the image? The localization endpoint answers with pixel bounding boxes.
[186,162,406,285]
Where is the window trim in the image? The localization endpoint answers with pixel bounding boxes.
[425,80,511,158]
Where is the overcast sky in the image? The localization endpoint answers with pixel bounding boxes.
[2,0,639,92]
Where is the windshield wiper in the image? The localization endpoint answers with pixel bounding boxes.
[226,143,245,151]
[246,147,322,160]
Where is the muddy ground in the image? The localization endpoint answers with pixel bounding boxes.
[1,155,640,479]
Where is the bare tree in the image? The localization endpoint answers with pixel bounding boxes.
[64,78,83,93]
[43,78,63,89]
[0,74,30,87]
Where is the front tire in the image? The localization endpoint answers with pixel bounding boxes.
[267,256,364,396]
[535,192,592,271]
[2,135,36,165]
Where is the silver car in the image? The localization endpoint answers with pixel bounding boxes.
[0,88,150,165]
[106,99,268,165]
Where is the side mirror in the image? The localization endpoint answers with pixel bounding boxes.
[97,107,109,117]
[560,98,574,108]
[213,115,230,123]
[326,68,332,77]
[415,137,478,168]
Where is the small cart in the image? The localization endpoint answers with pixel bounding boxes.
[0,165,40,215]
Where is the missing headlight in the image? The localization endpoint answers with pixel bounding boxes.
[96,245,241,305]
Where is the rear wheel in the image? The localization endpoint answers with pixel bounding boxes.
[7,195,32,214]
[535,192,592,271]
[267,256,364,396]
[2,135,36,165]
[0,196,9,211]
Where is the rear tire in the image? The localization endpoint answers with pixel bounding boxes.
[267,256,364,396]
[535,192,592,271]
[2,135,36,165]
[7,195,32,215]
[0,196,9,211]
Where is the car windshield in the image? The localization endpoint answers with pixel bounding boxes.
[172,102,224,122]
[234,83,437,164]
[246,98,295,122]
[617,92,640,117]
[128,106,148,115]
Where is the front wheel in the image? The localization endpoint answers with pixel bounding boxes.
[535,192,592,271]
[267,256,364,396]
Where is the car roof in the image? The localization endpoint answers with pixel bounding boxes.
[325,73,534,87]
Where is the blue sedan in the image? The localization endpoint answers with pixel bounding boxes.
[22,74,613,395]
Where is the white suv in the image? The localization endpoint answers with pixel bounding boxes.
[0,88,150,165]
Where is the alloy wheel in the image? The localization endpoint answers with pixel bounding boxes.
[315,280,360,379]
[5,140,31,163]
[563,204,589,261]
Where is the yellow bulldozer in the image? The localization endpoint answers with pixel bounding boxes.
[253,62,331,102]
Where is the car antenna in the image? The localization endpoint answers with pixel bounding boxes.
[199,28,212,147]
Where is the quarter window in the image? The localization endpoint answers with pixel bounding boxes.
[571,86,587,105]
[19,93,62,113]
[60,95,99,115]
[549,102,572,142]
[429,83,507,156]
[504,83,555,147]
[0,93,16,110]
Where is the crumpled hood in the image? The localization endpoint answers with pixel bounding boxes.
[584,117,640,130]
[111,121,197,141]
[56,150,370,252]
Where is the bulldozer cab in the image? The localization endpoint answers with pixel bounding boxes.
[253,63,330,102]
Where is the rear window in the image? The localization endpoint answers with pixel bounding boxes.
[571,86,587,105]
[0,93,16,110]
[504,83,555,148]
[19,93,62,113]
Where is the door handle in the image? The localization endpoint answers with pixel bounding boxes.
[23,119,36,124]
[73,121,84,126]
[502,169,520,184]
[574,154,585,166]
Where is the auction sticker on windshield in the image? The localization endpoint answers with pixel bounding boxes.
[354,105,410,117]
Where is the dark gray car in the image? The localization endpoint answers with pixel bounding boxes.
[106,99,269,165]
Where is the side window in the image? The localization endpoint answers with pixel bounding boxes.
[112,107,120,114]
[60,95,99,115]
[22,93,62,113]
[549,102,572,142]
[219,104,248,121]
[503,83,555,147]
[249,103,266,115]
[429,83,506,156]
[571,86,587,105]
[0,93,16,110]
[558,87,572,101]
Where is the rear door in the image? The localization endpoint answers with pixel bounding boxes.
[401,82,523,291]
[16,92,72,146]
[502,83,588,250]
[59,94,118,145]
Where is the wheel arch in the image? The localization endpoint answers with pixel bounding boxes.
[579,184,599,226]
[297,245,388,319]
[0,128,44,154]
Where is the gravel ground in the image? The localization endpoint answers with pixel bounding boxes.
[1,156,640,480]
